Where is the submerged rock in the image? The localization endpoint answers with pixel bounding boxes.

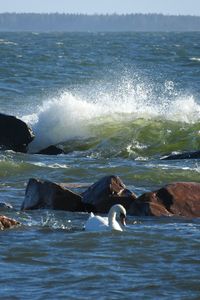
[82,175,137,213]
[36,145,65,155]
[0,202,13,211]
[162,150,200,160]
[128,182,200,217]
[0,113,34,153]
[21,178,84,211]
[0,215,20,230]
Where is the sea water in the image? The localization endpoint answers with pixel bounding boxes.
[0,32,200,299]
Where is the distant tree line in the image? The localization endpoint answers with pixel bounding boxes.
[0,13,199,32]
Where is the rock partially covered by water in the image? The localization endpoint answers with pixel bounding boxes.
[0,202,13,211]
[21,178,84,211]
[0,215,20,230]
[36,145,65,155]
[162,150,200,160]
[82,175,137,213]
[128,182,200,217]
[0,113,34,153]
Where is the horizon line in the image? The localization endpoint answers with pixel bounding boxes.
[0,12,199,17]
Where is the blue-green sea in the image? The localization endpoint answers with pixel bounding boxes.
[0,32,200,299]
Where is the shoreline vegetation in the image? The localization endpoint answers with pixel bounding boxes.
[0,13,199,32]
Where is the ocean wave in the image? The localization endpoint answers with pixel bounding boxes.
[0,154,70,178]
[22,76,200,154]
[0,39,18,45]
[31,162,70,169]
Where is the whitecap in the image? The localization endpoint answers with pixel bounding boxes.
[30,162,70,169]
[0,39,17,45]
[189,57,200,62]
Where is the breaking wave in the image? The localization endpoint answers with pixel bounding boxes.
[22,76,200,155]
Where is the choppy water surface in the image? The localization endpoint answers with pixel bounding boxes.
[0,32,200,299]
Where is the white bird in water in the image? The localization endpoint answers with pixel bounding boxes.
[85,204,126,232]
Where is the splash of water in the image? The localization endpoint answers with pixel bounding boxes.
[23,76,200,152]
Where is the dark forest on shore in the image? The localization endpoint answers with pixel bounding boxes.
[0,13,200,31]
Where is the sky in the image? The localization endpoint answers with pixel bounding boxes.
[0,0,199,16]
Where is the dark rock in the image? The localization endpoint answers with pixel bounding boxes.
[0,202,13,211]
[128,182,200,217]
[0,113,34,153]
[36,145,65,155]
[0,215,20,230]
[162,150,200,160]
[82,175,137,213]
[21,178,84,211]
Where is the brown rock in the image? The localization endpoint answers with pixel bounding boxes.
[128,182,200,217]
[82,175,137,213]
[21,178,84,211]
[0,215,20,230]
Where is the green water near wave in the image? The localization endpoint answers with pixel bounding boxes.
[60,118,200,159]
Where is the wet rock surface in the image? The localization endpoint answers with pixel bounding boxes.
[0,215,20,230]
[128,182,200,217]
[21,178,84,212]
[0,113,34,153]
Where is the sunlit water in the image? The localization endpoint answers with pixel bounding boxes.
[0,32,200,299]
